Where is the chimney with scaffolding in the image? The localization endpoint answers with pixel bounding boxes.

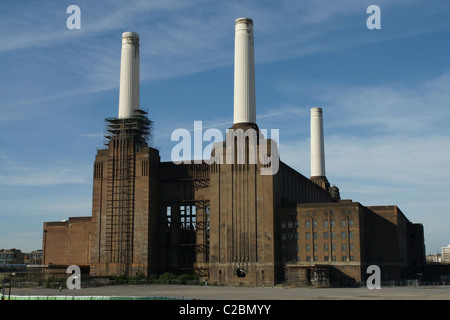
[89,32,159,277]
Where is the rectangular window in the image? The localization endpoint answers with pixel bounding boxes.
[306,244,311,251]
[349,219,354,227]
[306,232,311,240]
[324,244,329,251]
[288,221,293,228]
[342,256,347,262]
[349,243,354,251]
[179,205,196,230]
[341,220,346,227]
[305,220,311,228]
[281,221,286,228]
[323,220,328,228]
[330,220,335,227]
[306,256,311,262]
[281,233,286,240]
[342,244,347,251]
[324,256,329,261]
[141,160,149,176]
[331,232,336,239]
[313,232,318,239]
[313,220,317,227]
[323,232,329,239]
[349,231,354,239]
[341,231,347,239]
[332,244,336,251]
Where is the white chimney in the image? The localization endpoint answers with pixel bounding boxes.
[233,18,256,125]
[310,107,326,178]
[118,32,140,119]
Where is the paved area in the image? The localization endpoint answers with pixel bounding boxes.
[8,284,450,300]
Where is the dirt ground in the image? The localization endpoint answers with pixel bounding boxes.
[7,284,450,300]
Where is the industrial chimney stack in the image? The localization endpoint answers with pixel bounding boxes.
[118,32,140,119]
[233,18,257,128]
[310,107,330,191]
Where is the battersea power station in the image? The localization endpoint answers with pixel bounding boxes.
[42,18,426,287]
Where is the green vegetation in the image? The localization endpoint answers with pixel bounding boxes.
[44,277,65,289]
[110,272,200,285]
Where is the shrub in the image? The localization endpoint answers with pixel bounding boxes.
[132,272,146,284]
[45,277,64,289]
[178,273,197,284]
[112,274,129,285]
[148,273,159,280]
[158,272,176,284]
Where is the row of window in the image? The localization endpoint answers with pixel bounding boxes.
[166,205,197,229]
[281,256,356,263]
[281,231,354,240]
[305,210,352,215]
[281,243,355,252]
[281,219,354,229]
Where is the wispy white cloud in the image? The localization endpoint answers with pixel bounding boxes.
[323,74,450,136]
[2,0,448,125]
[325,134,450,186]
[0,152,91,186]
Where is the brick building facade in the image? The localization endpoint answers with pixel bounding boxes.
[41,118,425,286]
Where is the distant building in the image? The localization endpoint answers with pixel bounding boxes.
[426,253,442,263]
[0,249,43,265]
[442,245,450,264]
[0,249,25,264]
[25,250,43,265]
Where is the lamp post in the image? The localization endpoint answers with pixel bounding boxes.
[8,272,15,300]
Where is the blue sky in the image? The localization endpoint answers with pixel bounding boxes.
[0,0,449,255]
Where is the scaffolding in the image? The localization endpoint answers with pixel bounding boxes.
[181,199,210,278]
[103,110,153,276]
[161,198,210,278]
[105,138,135,275]
[104,109,153,148]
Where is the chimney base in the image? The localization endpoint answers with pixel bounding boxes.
[230,122,259,131]
[310,175,330,191]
